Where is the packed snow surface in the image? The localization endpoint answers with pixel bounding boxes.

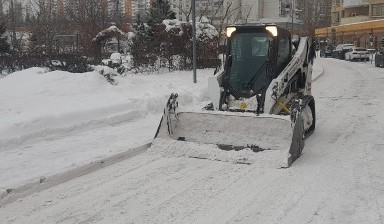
[1,58,384,223]
[0,67,211,191]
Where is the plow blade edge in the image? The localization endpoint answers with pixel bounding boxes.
[152,111,303,168]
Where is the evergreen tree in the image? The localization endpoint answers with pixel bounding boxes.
[0,23,10,54]
[130,21,157,68]
[148,0,176,26]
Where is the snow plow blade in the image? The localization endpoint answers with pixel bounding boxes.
[152,111,304,168]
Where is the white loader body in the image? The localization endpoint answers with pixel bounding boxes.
[152,25,315,168]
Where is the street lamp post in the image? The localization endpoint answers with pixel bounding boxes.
[291,0,294,39]
[192,0,197,83]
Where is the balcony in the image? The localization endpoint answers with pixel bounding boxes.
[340,15,370,24]
[343,0,369,8]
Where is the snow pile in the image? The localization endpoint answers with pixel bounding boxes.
[150,110,293,168]
[166,111,293,151]
[0,67,212,150]
[162,19,183,32]
[149,138,289,168]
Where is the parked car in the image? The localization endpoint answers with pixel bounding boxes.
[345,47,370,61]
[320,46,334,57]
[333,44,354,59]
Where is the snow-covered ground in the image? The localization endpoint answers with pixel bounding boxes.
[1,58,384,223]
[0,63,324,196]
[0,67,212,194]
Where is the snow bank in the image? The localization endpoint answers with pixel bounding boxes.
[0,67,213,150]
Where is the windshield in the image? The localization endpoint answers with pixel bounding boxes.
[228,32,271,95]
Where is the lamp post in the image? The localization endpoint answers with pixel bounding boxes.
[291,0,294,39]
[192,0,197,83]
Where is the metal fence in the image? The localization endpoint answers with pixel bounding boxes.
[0,54,90,75]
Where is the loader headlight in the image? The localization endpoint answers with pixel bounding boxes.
[226,27,236,37]
[265,25,278,37]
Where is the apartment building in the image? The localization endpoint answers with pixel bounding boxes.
[317,0,384,48]
[331,0,384,25]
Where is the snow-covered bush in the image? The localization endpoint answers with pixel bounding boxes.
[92,65,119,85]
[195,22,221,69]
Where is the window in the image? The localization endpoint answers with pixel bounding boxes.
[372,4,384,17]
[228,32,272,94]
[251,37,269,56]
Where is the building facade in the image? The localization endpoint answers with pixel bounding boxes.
[317,0,384,48]
[331,0,384,25]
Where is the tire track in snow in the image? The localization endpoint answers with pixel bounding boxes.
[1,156,234,223]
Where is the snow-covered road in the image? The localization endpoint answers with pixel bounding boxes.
[1,58,384,223]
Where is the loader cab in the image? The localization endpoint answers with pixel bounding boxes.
[224,24,291,99]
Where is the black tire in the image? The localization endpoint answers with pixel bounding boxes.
[288,114,305,166]
[305,99,316,138]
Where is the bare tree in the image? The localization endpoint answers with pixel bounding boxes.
[175,4,192,22]
[297,0,330,37]
[66,0,110,55]
[196,1,244,48]
[28,0,66,54]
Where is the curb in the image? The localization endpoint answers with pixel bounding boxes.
[312,62,325,82]
[0,142,151,206]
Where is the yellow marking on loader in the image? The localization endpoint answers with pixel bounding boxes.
[240,102,247,110]
[278,100,291,115]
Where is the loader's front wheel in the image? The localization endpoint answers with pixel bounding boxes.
[288,114,305,166]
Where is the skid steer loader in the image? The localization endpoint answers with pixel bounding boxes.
[152,24,316,168]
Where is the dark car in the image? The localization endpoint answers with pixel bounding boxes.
[320,46,334,57]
